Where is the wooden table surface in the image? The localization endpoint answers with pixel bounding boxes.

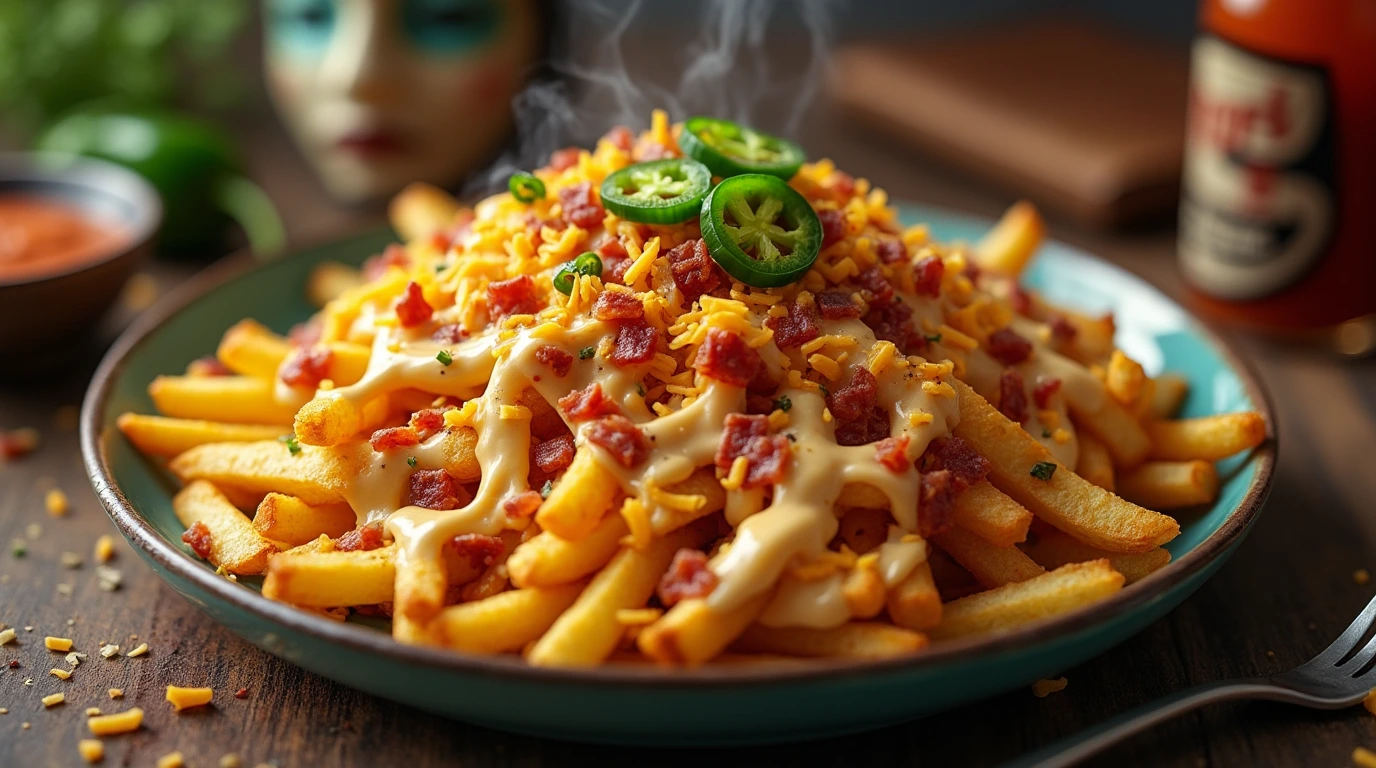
[5,95,1376,768]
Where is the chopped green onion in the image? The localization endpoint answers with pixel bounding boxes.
[435,263,447,274]
[540,479,554,499]
[12,540,26,557]
[578,346,596,360]
[925,333,943,343]
[818,383,830,398]
[279,434,301,455]
[436,350,453,366]
[1041,428,1052,439]
[773,395,792,412]
[635,382,646,397]
[407,456,417,468]
[552,252,603,295]
[509,172,545,203]
[1030,461,1057,481]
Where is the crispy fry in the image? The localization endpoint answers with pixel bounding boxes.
[974,200,1044,278]
[1148,374,1190,420]
[262,544,395,607]
[1076,432,1116,492]
[931,559,1125,640]
[952,379,1178,553]
[1146,413,1267,461]
[116,413,286,458]
[952,481,1033,548]
[1069,393,1152,468]
[1104,350,1146,408]
[253,493,357,547]
[1117,460,1218,509]
[638,592,772,665]
[649,468,728,535]
[1022,529,1170,584]
[307,261,364,308]
[507,514,629,589]
[431,582,585,655]
[842,556,887,619]
[392,552,451,637]
[149,375,298,425]
[389,182,461,242]
[932,526,1045,589]
[319,269,409,344]
[217,320,292,380]
[294,395,364,446]
[536,450,620,541]
[735,622,927,659]
[926,548,982,600]
[886,561,943,630]
[172,481,278,575]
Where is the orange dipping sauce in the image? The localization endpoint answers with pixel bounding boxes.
[0,195,127,281]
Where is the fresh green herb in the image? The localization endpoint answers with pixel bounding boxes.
[773,395,792,412]
[436,350,453,366]
[635,382,646,397]
[1029,461,1057,481]
[12,540,25,558]
[578,346,596,360]
[508,172,545,203]
[279,434,301,455]
[552,252,604,295]
[435,263,447,274]
[1041,428,1052,438]
[407,456,417,468]
[925,333,943,343]
[818,383,830,398]
[540,480,554,499]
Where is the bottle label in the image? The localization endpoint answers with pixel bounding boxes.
[1180,35,1336,301]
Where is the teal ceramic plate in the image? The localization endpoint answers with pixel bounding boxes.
[81,205,1275,746]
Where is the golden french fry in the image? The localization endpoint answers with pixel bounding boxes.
[953,481,1033,548]
[507,513,629,589]
[149,375,298,425]
[649,467,728,535]
[1148,374,1190,420]
[932,526,1045,589]
[1146,412,1267,462]
[294,395,364,446]
[307,261,363,308]
[116,413,287,458]
[392,550,452,636]
[1105,350,1146,408]
[931,559,1125,640]
[1117,460,1219,510]
[886,561,943,630]
[262,544,396,607]
[1076,432,1116,492]
[1069,393,1152,468]
[735,622,927,659]
[842,557,886,619]
[253,493,357,547]
[536,450,620,541]
[389,182,461,242]
[838,508,890,554]
[217,319,292,380]
[638,592,771,665]
[927,548,982,601]
[172,481,278,575]
[430,583,585,655]
[319,269,409,344]
[974,200,1044,278]
[1022,529,1170,585]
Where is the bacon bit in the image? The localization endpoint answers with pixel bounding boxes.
[0,427,39,460]
[362,244,409,282]
[503,491,543,519]
[827,367,878,422]
[998,368,1030,424]
[234,688,248,700]
[449,534,505,568]
[693,328,761,387]
[633,138,673,162]
[558,382,620,421]
[657,549,718,606]
[611,321,657,366]
[602,126,634,151]
[603,256,631,284]
[393,281,433,328]
[593,290,645,322]
[558,182,604,229]
[335,523,385,552]
[715,413,791,488]
[745,394,776,415]
[875,436,911,472]
[835,407,891,447]
[410,408,447,438]
[667,238,721,303]
[531,434,576,475]
[1033,378,1063,409]
[876,240,906,264]
[188,356,233,376]
[912,255,945,298]
[928,436,991,491]
[534,346,574,377]
[918,470,956,537]
[597,237,628,261]
[279,346,334,389]
[431,324,468,344]
[817,291,861,319]
[864,298,922,353]
[180,522,213,560]
[407,469,467,511]
[817,208,847,248]
[987,327,1033,365]
[1049,315,1078,341]
[585,415,649,467]
[370,426,420,452]
[857,266,895,305]
[830,172,857,200]
[765,299,820,349]
[487,274,541,319]
[1008,285,1032,316]
[549,147,580,172]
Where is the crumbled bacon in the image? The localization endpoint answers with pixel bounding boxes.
[370,426,419,451]
[549,147,580,172]
[502,491,543,519]
[603,256,631,284]
[559,182,604,229]
[432,324,468,344]
[531,434,576,475]
[362,244,410,282]
[715,413,790,488]
[449,534,505,568]
[986,327,1033,365]
[597,237,628,261]
[593,290,645,322]
[610,321,657,366]
[817,208,847,248]
[875,436,911,473]
[918,470,956,537]
[394,281,433,328]
[877,240,906,264]
[817,291,861,319]
[657,549,718,606]
[407,469,467,511]
[633,138,674,162]
[912,255,945,298]
[558,383,620,421]
[181,521,213,559]
[336,523,386,552]
[535,346,573,377]
[857,266,895,305]
[410,409,447,440]
[835,407,891,447]
[693,328,760,387]
[1049,315,1078,341]
[667,238,721,303]
[1034,377,1062,409]
[927,436,990,491]
[279,346,334,389]
[487,274,541,319]
[998,368,1029,424]
[288,318,322,348]
[585,415,649,467]
[746,394,776,415]
[830,172,857,200]
[603,126,634,152]
[828,368,892,446]
[765,299,820,349]
[1008,285,1032,316]
[863,299,922,353]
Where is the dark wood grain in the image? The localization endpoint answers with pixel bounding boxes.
[5,53,1376,768]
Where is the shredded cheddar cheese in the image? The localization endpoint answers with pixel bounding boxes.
[88,708,142,736]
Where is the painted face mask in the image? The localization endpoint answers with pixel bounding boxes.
[264,0,541,203]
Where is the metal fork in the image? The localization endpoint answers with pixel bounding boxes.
[1011,592,1376,768]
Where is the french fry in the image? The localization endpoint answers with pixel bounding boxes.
[649,468,728,534]
[1076,432,1116,492]
[932,527,1045,589]
[886,561,943,630]
[638,592,772,665]
[294,395,364,446]
[952,481,1033,548]
[392,551,451,635]
[1148,374,1190,420]
[1105,350,1146,408]
[262,544,396,607]
[952,379,1178,553]
[930,559,1125,640]
[536,450,620,541]
[306,261,363,308]
[253,493,357,547]
[172,481,278,575]
[218,485,266,512]
[149,375,298,425]
[1117,460,1218,510]
[507,514,629,589]
[319,269,409,344]
[734,622,927,659]
[1022,529,1170,585]
[528,523,712,667]
[1146,413,1267,461]
[842,556,887,619]
[116,413,286,458]
[926,549,982,601]
[974,200,1044,278]
[430,582,585,655]
[217,320,292,380]
[389,182,461,242]
[1069,393,1152,468]
[838,508,890,554]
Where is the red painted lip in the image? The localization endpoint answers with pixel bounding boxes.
[335,129,407,157]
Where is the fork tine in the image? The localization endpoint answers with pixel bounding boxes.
[1312,592,1376,667]
[1344,632,1376,680]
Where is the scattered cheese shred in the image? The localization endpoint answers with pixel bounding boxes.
[0,627,16,645]
[156,751,186,768]
[88,708,143,736]
[1355,747,1376,768]
[94,535,116,564]
[45,489,69,516]
[1357,569,1371,586]
[50,668,71,680]
[85,707,101,717]
[44,636,73,652]
[42,692,65,707]
[1363,689,1376,716]
[99,644,120,659]
[166,685,214,711]
[1032,677,1068,698]
[107,689,123,699]
[127,643,149,657]
[615,608,663,626]
[78,739,104,764]
[219,755,243,768]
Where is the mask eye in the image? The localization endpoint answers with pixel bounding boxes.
[403,0,500,54]
[267,0,337,54]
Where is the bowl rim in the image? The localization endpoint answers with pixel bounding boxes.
[80,220,1277,689]
[0,151,162,289]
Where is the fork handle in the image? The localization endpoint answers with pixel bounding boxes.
[1009,679,1290,768]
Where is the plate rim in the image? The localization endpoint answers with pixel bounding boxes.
[80,212,1277,689]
